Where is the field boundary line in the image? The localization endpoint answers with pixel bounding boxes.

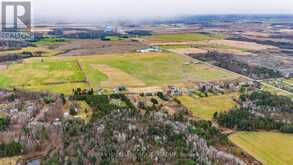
[75,60,90,86]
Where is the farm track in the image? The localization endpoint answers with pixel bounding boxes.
[75,60,90,86]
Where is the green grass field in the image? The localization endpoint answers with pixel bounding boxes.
[229,132,293,165]
[23,82,89,95]
[75,52,239,87]
[0,60,85,87]
[146,33,224,42]
[177,93,238,120]
[159,45,193,49]
[0,52,241,94]
[32,37,68,46]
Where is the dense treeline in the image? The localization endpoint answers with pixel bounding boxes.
[126,30,152,36]
[215,90,293,133]
[189,120,228,145]
[196,53,282,79]
[214,108,293,133]
[0,141,23,157]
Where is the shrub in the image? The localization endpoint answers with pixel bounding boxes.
[0,141,23,157]
[69,105,77,116]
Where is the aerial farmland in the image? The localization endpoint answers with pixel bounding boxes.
[1,14,293,165]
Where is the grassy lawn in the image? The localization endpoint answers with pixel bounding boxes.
[146,33,223,42]
[229,132,293,165]
[0,60,86,87]
[177,93,238,120]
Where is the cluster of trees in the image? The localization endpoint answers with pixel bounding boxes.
[0,141,23,157]
[157,92,169,101]
[189,120,228,145]
[110,94,136,110]
[215,108,293,133]
[72,88,94,99]
[147,123,191,158]
[196,53,282,79]
[217,59,281,79]
[72,88,136,120]
[0,117,9,131]
[215,90,293,133]
[240,91,293,113]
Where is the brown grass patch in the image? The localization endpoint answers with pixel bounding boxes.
[168,48,208,55]
[128,86,163,94]
[208,40,276,51]
[92,64,146,88]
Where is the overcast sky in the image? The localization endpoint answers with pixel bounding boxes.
[6,0,293,23]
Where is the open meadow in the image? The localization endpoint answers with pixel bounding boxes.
[0,60,85,87]
[0,52,242,94]
[177,93,238,120]
[229,132,293,165]
[145,33,224,43]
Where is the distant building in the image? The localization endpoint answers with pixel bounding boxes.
[137,46,161,53]
[104,25,119,33]
[167,86,182,96]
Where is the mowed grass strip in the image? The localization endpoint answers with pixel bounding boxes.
[0,60,86,87]
[145,33,224,43]
[229,132,293,165]
[177,93,238,120]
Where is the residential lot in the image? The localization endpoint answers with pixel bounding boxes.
[177,93,238,120]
